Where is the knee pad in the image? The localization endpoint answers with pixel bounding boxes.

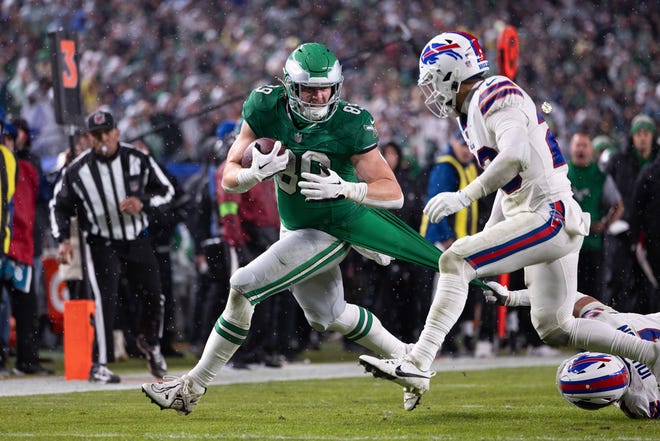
[531,309,571,346]
[439,249,473,281]
[229,267,256,293]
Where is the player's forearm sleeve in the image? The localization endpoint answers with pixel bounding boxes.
[464,107,528,200]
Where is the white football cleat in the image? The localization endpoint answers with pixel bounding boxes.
[403,388,422,411]
[142,374,206,415]
[359,355,434,396]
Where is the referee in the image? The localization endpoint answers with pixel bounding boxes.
[50,110,175,383]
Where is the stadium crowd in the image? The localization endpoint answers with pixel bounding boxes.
[0,0,658,375]
[2,1,657,163]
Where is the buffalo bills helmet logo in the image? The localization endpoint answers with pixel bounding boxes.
[420,42,463,65]
[567,353,611,373]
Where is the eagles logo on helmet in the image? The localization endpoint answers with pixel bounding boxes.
[556,352,630,410]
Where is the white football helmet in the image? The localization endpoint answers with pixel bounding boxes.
[283,43,343,123]
[418,31,490,118]
[556,352,630,410]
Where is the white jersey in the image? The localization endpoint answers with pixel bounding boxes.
[462,75,573,218]
[579,302,660,418]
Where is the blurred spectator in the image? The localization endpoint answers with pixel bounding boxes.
[0,118,18,375]
[119,100,164,161]
[567,131,623,295]
[0,122,53,375]
[1,1,656,171]
[11,118,54,349]
[592,134,618,172]
[629,116,660,311]
[150,93,184,164]
[604,113,658,312]
[20,78,67,157]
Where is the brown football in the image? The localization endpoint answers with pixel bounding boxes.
[241,138,286,168]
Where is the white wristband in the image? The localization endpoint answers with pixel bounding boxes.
[345,182,368,203]
[461,179,486,203]
[225,169,260,193]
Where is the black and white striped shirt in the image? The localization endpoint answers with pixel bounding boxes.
[50,142,175,242]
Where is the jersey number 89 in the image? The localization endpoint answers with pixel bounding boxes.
[277,150,331,195]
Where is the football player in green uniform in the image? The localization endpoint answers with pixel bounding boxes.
[142,42,444,414]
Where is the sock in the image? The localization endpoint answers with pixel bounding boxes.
[411,273,468,371]
[328,303,407,358]
[189,289,254,387]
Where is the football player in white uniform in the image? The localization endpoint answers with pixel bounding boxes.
[485,281,660,418]
[359,31,660,406]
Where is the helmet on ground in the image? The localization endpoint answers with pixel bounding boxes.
[418,31,489,118]
[556,352,630,410]
[283,42,343,123]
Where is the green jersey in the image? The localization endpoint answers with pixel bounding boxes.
[239,85,491,285]
[567,161,607,251]
[242,85,378,230]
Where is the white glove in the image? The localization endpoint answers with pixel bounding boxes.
[236,140,289,189]
[299,164,367,203]
[423,190,471,223]
[483,281,510,306]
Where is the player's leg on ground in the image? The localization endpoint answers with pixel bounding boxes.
[527,257,658,371]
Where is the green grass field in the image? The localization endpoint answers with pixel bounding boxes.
[2,361,657,441]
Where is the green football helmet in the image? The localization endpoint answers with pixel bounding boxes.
[283,43,343,123]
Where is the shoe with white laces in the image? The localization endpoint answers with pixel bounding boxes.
[403,388,422,411]
[136,334,168,378]
[142,374,206,415]
[359,355,435,396]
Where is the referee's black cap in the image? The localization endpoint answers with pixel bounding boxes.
[87,111,115,133]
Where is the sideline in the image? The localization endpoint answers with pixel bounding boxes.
[0,355,567,397]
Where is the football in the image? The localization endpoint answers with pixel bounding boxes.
[241,138,286,168]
